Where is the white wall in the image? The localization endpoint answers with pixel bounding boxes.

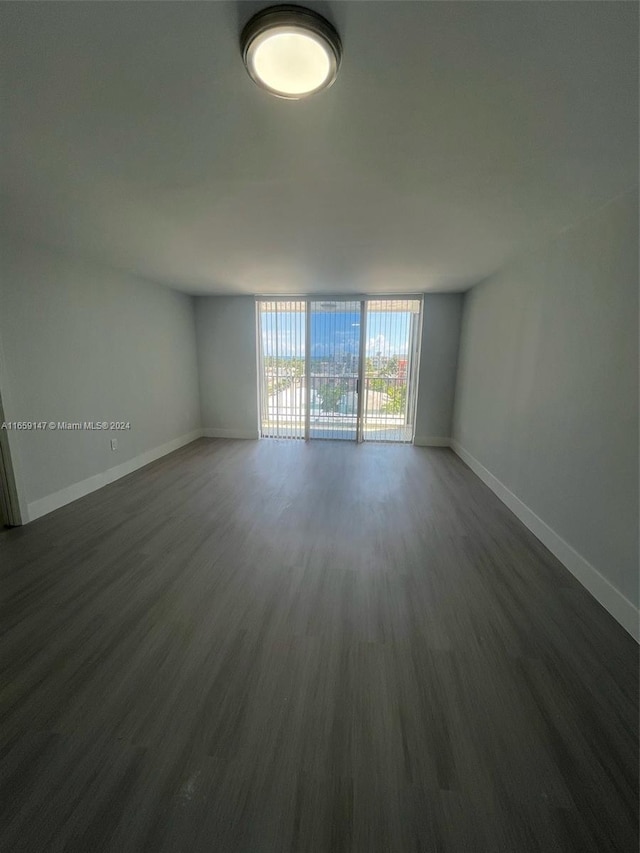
[453,190,639,634]
[194,294,463,443]
[0,242,201,519]
[195,296,259,439]
[414,293,463,444]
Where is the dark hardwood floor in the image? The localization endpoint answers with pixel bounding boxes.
[0,438,637,852]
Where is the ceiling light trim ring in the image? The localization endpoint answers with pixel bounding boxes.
[241,5,342,99]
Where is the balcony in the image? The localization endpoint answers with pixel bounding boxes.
[261,373,414,442]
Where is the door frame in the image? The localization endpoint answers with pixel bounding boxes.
[0,395,23,526]
[0,333,27,525]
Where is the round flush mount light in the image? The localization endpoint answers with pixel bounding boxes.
[241,5,342,99]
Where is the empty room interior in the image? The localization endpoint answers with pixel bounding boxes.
[0,2,638,851]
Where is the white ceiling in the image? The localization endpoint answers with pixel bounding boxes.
[1,1,637,295]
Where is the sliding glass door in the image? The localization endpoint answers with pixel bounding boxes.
[257,300,306,439]
[308,300,361,440]
[361,299,422,442]
[257,297,421,443]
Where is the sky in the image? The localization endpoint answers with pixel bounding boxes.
[260,310,414,358]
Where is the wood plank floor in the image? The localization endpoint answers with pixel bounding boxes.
[0,438,637,852]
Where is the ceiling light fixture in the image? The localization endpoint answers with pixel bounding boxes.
[241,5,342,99]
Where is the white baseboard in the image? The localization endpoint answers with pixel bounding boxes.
[450,440,639,642]
[202,427,259,440]
[413,436,451,447]
[27,429,203,522]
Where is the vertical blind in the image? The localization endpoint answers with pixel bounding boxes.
[257,298,422,442]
